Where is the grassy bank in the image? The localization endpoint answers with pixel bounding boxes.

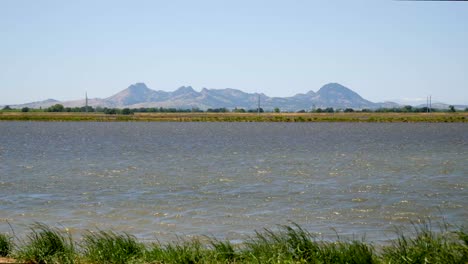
[0,223,467,263]
[0,112,467,122]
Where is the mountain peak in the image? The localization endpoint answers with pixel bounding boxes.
[175,86,195,92]
[316,83,373,108]
[105,83,155,106]
[318,83,361,97]
[172,86,198,97]
[127,83,150,92]
[318,83,351,93]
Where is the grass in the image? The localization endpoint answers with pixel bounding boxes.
[16,223,76,264]
[2,222,468,263]
[82,230,144,264]
[457,227,468,246]
[382,222,468,264]
[241,224,376,263]
[0,112,467,122]
[83,231,145,264]
[145,240,209,264]
[0,233,12,257]
[209,239,238,262]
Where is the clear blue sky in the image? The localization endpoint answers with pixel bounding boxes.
[1,0,467,105]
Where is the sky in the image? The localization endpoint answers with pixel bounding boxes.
[1,0,467,105]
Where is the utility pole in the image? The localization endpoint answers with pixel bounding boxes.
[426,96,429,113]
[429,95,432,113]
[257,94,260,115]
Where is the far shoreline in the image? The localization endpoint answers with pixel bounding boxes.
[0,112,467,123]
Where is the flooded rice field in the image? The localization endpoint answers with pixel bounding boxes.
[0,122,466,243]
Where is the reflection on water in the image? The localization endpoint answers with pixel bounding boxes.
[0,122,467,243]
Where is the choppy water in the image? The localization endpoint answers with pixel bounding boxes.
[0,122,467,243]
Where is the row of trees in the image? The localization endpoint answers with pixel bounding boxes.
[373,105,459,113]
[3,104,467,114]
[299,105,463,113]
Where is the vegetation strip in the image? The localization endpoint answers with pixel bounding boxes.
[0,112,467,122]
[0,222,467,263]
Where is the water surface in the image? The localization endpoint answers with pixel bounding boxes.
[0,122,466,243]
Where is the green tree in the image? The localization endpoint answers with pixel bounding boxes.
[47,104,64,112]
[344,108,354,112]
[2,105,11,110]
[104,108,118,115]
[121,108,133,115]
[233,108,246,113]
[21,107,30,112]
[448,105,456,112]
[402,105,413,112]
[274,107,280,113]
[81,106,94,112]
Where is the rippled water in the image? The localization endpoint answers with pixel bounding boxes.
[0,122,467,243]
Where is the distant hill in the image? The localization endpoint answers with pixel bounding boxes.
[100,82,390,110]
[6,82,448,111]
[7,98,60,109]
[415,103,467,111]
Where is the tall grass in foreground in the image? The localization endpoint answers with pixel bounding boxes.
[82,231,144,264]
[16,223,76,264]
[0,233,12,257]
[3,222,468,263]
[145,224,377,263]
[382,222,468,264]
[241,224,376,263]
[145,239,210,264]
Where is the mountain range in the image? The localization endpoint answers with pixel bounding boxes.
[8,83,405,111]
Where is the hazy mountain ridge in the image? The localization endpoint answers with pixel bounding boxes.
[7,82,462,111]
[10,98,60,109]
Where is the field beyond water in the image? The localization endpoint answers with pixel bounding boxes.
[0,112,467,122]
[0,222,467,264]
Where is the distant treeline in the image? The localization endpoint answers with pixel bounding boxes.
[2,104,467,114]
